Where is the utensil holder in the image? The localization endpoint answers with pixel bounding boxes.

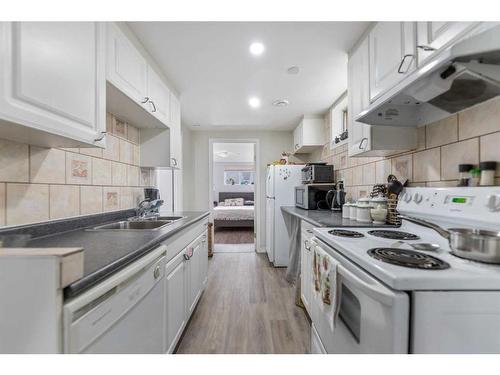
[387,197,401,225]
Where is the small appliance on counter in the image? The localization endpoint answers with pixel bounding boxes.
[301,163,334,184]
[295,183,336,210]
[325,181,346,211]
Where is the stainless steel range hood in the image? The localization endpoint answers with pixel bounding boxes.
[357,25,500,127]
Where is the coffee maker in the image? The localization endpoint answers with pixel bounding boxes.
[144,188,160,201]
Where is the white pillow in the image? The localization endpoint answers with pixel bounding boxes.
[225,198,244,206]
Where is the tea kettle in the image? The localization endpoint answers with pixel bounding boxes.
[325,181,346,211]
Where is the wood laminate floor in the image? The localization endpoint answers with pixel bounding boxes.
[176,252,311,354]
[214,227,255,244]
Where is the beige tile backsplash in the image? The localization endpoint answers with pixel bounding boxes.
[0,113,154,226]
[325,97,500,200]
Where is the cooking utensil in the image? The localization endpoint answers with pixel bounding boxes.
[401,215,500,264]
[387,175,404,197]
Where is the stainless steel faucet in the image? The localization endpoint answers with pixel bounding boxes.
[135,199,164,219]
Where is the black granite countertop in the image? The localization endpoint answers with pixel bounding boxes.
[1,210,209,299]
[281,206,397,228]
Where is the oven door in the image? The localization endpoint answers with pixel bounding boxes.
[295,186,307,209]
[311,239,409,354]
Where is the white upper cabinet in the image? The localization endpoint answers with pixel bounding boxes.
[349,31,417,157]
[0,22,106,148]
[416,22,480,66]
[169,92,182,168]
[147,67,170,125]
[348,37,372,156]
[107,23,148,105]
[293,117,324,154]
[369,22,416,101]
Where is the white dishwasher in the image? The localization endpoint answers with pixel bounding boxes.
[63,246,167,354]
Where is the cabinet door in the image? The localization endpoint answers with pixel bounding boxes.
[147,67,170,125]
[369,22,416,101]
[416,22,479,66]
[293,122,303,152]
[169,92,182,169]
[200,232,209,288]
[164,251,187,353]
[348,37,372,156]
[0,22,106,147]
[300,234,310,314]
[107,23,148,105]
[187,239,203,315]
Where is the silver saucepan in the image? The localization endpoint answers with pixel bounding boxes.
[401,215,500,264]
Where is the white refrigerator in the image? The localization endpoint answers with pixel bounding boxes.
[265,164,304,267]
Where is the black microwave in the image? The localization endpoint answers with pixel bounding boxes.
[295,184,336,210]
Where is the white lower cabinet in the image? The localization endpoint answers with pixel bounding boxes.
[164,250,188,353]
[0,22,106,148]
[300,221,314,316]
[164,230,208,353]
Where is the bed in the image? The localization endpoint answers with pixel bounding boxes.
[213,192,255,228]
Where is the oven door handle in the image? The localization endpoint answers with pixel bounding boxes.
[337,264,396,306]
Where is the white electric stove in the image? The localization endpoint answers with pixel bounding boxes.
[309,187,500,354]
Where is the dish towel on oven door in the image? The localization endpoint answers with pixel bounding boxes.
[313,245,341,332]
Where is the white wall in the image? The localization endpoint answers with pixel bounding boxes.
[185,129,294,250]
[213,162,255,201]
[182,127,195,211]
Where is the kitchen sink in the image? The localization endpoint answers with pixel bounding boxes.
[155,216,185,221]
[91,220,172,231]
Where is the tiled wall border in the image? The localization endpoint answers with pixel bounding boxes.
[0,113,155,226]
[320,97,500,200]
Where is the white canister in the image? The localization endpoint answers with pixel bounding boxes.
[356,197,372,223]
[342,203,351,219]
[370,195,388,224]
[349,203,357,220]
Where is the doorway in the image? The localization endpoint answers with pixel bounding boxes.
[209,139,259,253]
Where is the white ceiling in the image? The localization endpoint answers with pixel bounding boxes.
[213,142,254,163]
[128,22,370,130]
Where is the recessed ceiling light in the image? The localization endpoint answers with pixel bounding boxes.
[287,66,300,74]
[249,42,265,56]
[273,99,289,107]
[248,97,261,108]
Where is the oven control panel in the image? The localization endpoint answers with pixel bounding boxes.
[398,187,500,228]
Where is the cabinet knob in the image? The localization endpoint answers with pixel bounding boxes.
[183,254,190,261]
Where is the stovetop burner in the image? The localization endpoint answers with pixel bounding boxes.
[328,229,364,238]
[367,248,450,270]
[367,230,420,240]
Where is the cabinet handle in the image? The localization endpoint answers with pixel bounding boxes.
[359,137,368,150]
[153,265,161,279]
[397,54,414,74]
[94,131,107,142]
[304,240,311,251]
[149,100,157,113]
[171,157,177,166]
[183,254,190,261]
[417,45,436,52]
[141,96,150,104]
